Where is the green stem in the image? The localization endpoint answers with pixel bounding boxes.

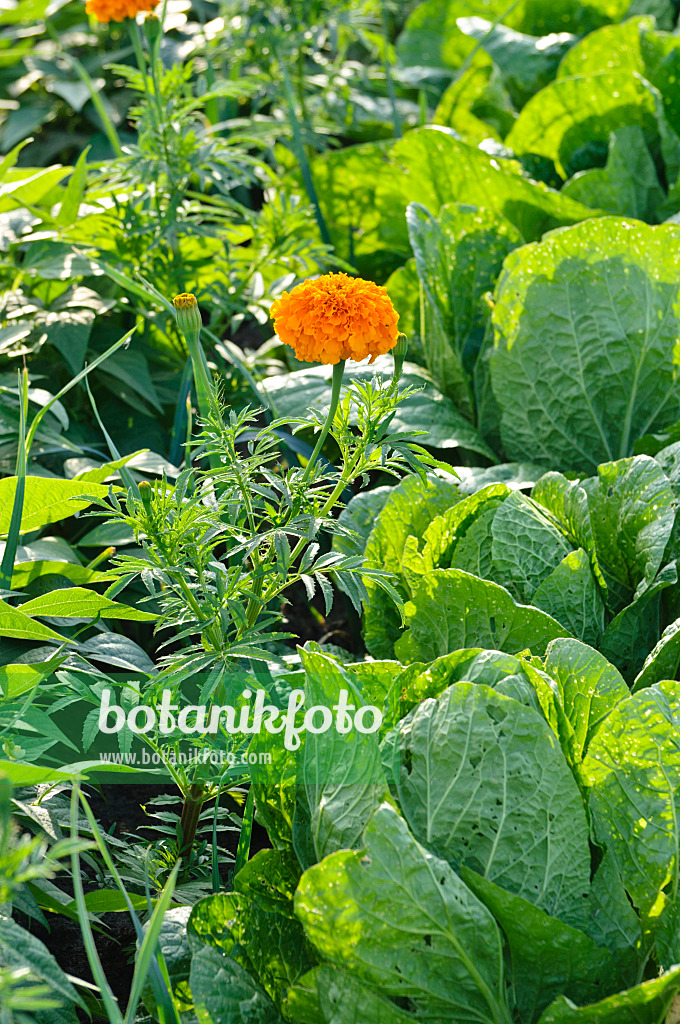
[300,360,345,486]
[178,783,205,864]
[185,329,213,424]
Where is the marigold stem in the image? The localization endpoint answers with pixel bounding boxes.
[300,359,345,486]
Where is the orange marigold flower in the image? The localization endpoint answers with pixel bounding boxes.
[269,272,400,365]
[85,0,159,23]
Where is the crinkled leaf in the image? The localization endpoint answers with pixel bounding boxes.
[543,639,628,762]
[583,680,680,914]
[189,945,283,1024]
[506,71,657,179]
[490,491,572,601]
[532,549,606,647]
[406,201,521,411]
[362,473,460,659]
[488,218,680,474]
[537,964,680,1023]
[398,568,571,663]
[460,868,617,1024]
[562,126,664,222]
[295,803,511,1024]
[391,682,591,927]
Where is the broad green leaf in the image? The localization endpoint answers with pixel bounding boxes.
[531,472,601,578]
[395,0,497,72]
[532,550,606,647]
[11,561,115,591]
[383,259,420,356]
[557,17,650,79]
[18,587,157,621]
[65,890,150,914]
[392,682,590,927]
[396,0,628,74]
[487,218,680,474]
[261,358,497,458]
[458,17,575,107]
[74,633,156,673]
[73,450,146,484]
[188,887,314,1010]
[420,482,510,575]
[0,661,61,698]
[562,126,664,221]
[232,849,301,915]
[0,476,109,538]
[309,140,397,271]
[537,965,680,1023]
[433,65,514,144]
[0,599,66,642]
[490,491,572,601]
[583,680,680,914]
[582,455,676,609]
[362,473,461,659]
[0,166,69,214]
[543,639,628,761]
[390,649,541,720]
[406,201,521,412]
[347,660,402,716]
[398,569,571,663]
[300,648,388,860]
[587,851,643,988]
[634,617,680,690]
[295,804,512,1024]
[460,868,617,1023]
[375,128,595,253]
[0,762,75,785]
[22,239,102,280]
[101,347,162,412]
[190,945,283,1024]
[43,308,94,376]
[506,71,657,179]
[285,965,420,1024]
[333,486,393,558]
[600,561,678,681]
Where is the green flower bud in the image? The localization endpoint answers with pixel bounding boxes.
[173,292,202,336]
[139,480,152,511]
[392,332,408,381]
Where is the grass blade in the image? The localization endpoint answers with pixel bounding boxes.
[0,370,28,589]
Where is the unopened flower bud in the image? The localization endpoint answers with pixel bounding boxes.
[392,332,408,381]
[173,293,202,336]
[139,480,152,510]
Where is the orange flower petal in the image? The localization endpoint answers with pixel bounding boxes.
[269,272,399,366]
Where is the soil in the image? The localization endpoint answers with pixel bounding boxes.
[23,782,271,1019]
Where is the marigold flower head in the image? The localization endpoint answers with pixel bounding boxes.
[269,272,399,365]
[85,0,159,23]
